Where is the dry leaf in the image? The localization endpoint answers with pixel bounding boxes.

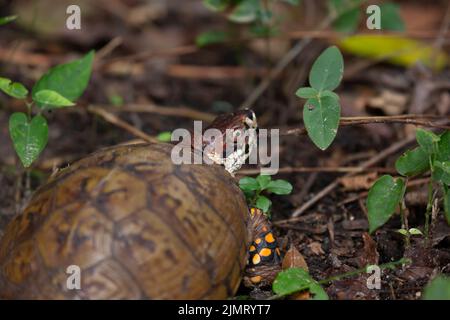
[282,246,309,271]
[308,242,325,256]
[289,291,311,300]
[360,233,379,266]
[339,172,378,191]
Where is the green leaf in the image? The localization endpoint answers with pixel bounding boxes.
[267,179,293,195]
[366,175,406,233]
[333,7,361,33]
[32,50,94,108]
[0,77,28,99]
[416,128,440,155]
[436,131,450,161]
[309,46,344,92]
[239,176,260,192]
[273,268,326,299]
[380,2,405,31]
[157,131,172,142]
[296,87,318,99]
[256,195,271,213]
[408,228,423,236]
[397,229,408,236]
[444,185,450,225]
[303,95,340,150]
[249,24,279,37]
[338,35,448,70]
[432,161,450,185]
[256,174,271,189]
[9,113,48,167]
[242,189,255,201]
[310,282,329,300]
[108,94,124,107]
[0,15,18,26]
[33,90,75,108]
[320,90,340,100]
[395,147,430,177]
[196,30,229,47]
[203,0,230,12]
[329,0,363,14]
[423,276,450,300]
[228,0,259,23]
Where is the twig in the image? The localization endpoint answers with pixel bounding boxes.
[238,166,396,175]
[336,177,431,206]
[95,37,123,61]
[283,115,450,136]
[106,103,216,122]
[100,45,197,68]
[87,105,158,143]
[167,64,268,80]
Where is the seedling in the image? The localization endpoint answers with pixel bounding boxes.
[1,51,94,168]
[239,174,293,214]
[296,46,344,150]
[367,129,450,237]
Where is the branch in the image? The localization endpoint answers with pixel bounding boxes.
[87,105,159,143]
[238,166,396,175]
[282,115,450,136]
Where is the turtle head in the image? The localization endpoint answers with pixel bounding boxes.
[203,109,258,174]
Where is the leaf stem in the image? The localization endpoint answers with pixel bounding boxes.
[424,179,434,245]
[400,199,410,247]
[317,258,410,285]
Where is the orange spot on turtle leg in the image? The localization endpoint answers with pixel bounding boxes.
[265,233,275,243]
[252,254,261,265]
[259,248,272,257]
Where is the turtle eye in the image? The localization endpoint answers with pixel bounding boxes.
[244,111,257,129]
[245,109,255,121]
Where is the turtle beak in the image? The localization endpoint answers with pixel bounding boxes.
[244,109,257,129]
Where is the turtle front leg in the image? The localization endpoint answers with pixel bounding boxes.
[243,207,282,288]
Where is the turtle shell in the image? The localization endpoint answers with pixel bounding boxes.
[0,143,249,299]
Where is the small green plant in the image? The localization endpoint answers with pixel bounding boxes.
[296,46,344,150]
[367,129,450,235]
[1,51,94,168]
[239,174,293,214]
[397,227,423,246]
[330,0,405,33]
[0,15,17,26]
[197,0,299,47]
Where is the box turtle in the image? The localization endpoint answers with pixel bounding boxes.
[0,110,281,299]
